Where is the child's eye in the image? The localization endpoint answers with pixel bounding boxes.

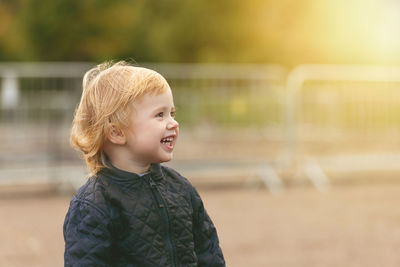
[171,111,176,118]
[156,112,164,118]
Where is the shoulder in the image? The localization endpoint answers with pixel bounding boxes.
[69,175,111,217]
[161,165,193,186]
[63,177,115,251]
[160,165,201,200]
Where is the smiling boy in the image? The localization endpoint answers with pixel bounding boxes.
[63,61,225,266]
[104,84,179,174]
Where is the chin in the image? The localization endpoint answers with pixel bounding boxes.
[153,153,173,164]
[161,157,173,163]
[161,153,173,163]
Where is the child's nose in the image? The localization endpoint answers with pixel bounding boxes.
[167,118,179,130]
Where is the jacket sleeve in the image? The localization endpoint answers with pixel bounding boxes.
[63,199,112,267]
[191,185,226,267]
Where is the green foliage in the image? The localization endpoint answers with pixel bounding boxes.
[1,0,248,62]
[1,0,400,65]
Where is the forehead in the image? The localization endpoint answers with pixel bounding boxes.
[133,87,174,110]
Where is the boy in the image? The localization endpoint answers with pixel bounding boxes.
[63,61,226,266]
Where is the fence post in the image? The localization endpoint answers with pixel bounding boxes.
[279,66,305,168]
[1,70,19,109]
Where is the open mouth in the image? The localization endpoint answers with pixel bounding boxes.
[160,136,174,147]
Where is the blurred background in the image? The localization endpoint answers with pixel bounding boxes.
[2,0,400,266]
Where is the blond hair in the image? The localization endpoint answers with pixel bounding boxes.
[71,61,169,176]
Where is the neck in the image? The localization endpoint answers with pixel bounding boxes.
[110,159,150,175]
[104,140,154,174]
[105,147,150,175]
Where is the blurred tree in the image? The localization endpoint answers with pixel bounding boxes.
[20,0,140,61]
[17,0,245,62]
[1,0,399,65]
[0,0,29,60]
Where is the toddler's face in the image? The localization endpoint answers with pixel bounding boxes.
[125,87,179,165]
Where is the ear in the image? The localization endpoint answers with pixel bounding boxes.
[107,125,126,145]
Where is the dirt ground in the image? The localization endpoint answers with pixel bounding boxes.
[2,182,400,267]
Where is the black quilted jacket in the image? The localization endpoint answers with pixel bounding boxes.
[63,163,225,267]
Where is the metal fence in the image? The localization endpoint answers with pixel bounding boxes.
[0,63,94,190]
[0,62,287,191]
[2,62,400,192]
[284,65,400,190]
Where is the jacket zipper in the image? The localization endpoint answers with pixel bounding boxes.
[148,176,177,267]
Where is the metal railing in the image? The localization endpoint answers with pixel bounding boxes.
[2,62,400,192]
[284,65,400,190]
[0,62,287,191]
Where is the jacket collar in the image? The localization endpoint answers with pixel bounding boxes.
[99,161,164,182]
[149,163,164,181]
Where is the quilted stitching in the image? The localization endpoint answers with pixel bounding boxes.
[64,200,111,267]
[64,164,225,267]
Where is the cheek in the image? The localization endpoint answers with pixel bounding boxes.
[139,123,164,140]
[131,120,165,141]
